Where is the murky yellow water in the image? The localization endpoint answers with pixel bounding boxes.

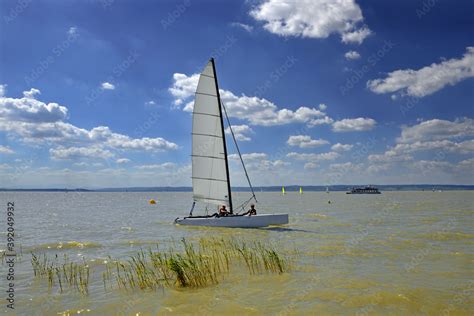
[0,191,473,315]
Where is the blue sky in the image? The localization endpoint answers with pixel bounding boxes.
[0,0,473,188]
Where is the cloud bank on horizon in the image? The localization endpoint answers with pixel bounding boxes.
[0,0,473,188]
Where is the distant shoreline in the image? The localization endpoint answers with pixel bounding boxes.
[1,185,473,192]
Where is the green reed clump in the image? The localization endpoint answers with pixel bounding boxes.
[109,237,292,290]
[31,236,294,294]
[31,253,90,295]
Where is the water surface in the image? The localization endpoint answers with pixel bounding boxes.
[0,191,473,315]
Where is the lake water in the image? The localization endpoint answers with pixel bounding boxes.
[0,191,473,315]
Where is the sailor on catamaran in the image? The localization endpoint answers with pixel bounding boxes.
[219,205,230,216]
[242,204,257,216]
[209,205,230,218]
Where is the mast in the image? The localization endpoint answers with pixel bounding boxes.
[210,58,233,214]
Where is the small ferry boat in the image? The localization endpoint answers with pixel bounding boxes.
[346,186,381,194]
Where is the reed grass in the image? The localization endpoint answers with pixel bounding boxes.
[31,253,89,295]
[31,236,293,294]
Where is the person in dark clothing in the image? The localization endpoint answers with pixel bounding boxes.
[219,205,230,216]
[242,204,257,216]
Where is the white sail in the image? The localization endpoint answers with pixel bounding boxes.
[192,60,230,206]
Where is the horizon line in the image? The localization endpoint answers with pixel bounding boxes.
[1,184,473,192]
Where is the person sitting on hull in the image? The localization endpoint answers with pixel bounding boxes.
[219,205,230,217]
[210,205,230,217]
[242,204,257,216]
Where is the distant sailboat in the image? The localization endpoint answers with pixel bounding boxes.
[174,58,288,228]
[282,186,286,195]
[299,187,303,194]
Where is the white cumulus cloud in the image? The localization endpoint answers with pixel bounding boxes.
[0,88,68,123]
[169,73,199,106]
[0,88,178,160]
[304,162,318,169]
[368,151,413,163]
[101,82,115,90]
[50,146,114,160]
[170,73,327,126]
[225,124,254,141]
[345,50,361,60]
[0,145,14,154]
[367,47,474,98]
[68,26,78,36]
[229,152,267,161]
[341,26,371,44]
[287,151,339,161]
[135,163,176,170]
[329,162,362,172]
[397,118,474,143]
[367,118,474,176]
[332,118,376,132]
[331,143,353,151]
[228,152,288,171]
[230,22,254,32]
[287,135,329,148]
[250,0,371,44]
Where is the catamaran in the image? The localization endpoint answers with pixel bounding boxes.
[174,58,289,228]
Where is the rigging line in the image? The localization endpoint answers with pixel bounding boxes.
[221,101,258,204]
[235,195,254,214]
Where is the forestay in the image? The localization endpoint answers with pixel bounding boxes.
[192,60,231,207]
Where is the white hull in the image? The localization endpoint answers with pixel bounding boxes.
[175,214,289,228]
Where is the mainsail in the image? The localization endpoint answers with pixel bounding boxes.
[191,59,232,210]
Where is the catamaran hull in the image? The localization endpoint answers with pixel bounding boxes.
[175,214,289,228]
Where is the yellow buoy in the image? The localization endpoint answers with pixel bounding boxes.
[149,199,156,204]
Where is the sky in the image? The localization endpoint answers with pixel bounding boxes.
[0,0,473,188]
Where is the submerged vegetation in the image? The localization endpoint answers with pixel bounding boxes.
[31,237,294,295]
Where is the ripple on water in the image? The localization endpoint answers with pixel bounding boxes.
[27,241,102,251]
[416,231,474,241]
[58,309,92,315]
[372,237,427,250]
[121,240,161,246]
[299,287,455,314]
[332,278,379,290]
[421,216,441,224]
[307,213,330,219]
[305,243,375,258]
